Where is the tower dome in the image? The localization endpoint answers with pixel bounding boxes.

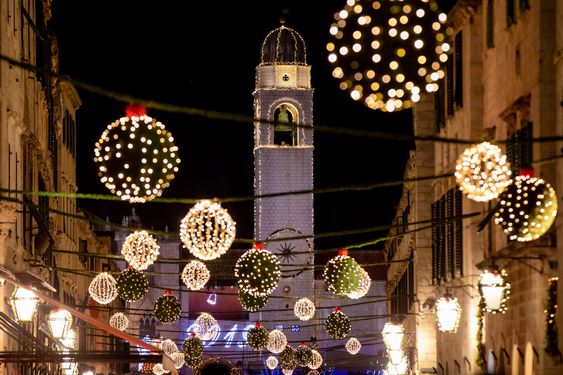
[260,24,307,65]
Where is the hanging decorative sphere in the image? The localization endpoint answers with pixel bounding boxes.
[323,249,362,296]
[294,298,316,321]
[455,142,512,202]
[161,338,178,355]
[247,323,270,350]
[327,0,450,111]
[180,200,236,260]
[141,363,155,373]
[325,307,352,339]
[171,351,185,369]
[182,335,204,368]
[154,291,182,323]
[121,230,160,271]
[282,369,294,375]
[295,344,313,367]
[308,349,323,370]
[266,355,278,369]
[181,260,210,291]
[494,175,558,242]
[279,345,297,369]
[93,113,180,203]
[109,312,129,331]
[239,290,269,312]
[235,243,281,297]
[346,337,362,355]
[193,313,219,341]
[116,267,149,302]
[267,329,288,354]
[346,268,371,299]
[152,364,166,375]
[308,371,320,375]
[88,272,118,304]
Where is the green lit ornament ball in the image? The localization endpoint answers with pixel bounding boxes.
[154,291,182,324]
[116,267,149,302]
[246,324,270,351]
[323,250,362,296]
[279,345,297,369]
[235,243,281,297]
[295,345,313,367]
[239,290,269,312]
[325,308,352,339]
[182,335,204,368]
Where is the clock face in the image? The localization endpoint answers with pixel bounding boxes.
[267,228,313,278]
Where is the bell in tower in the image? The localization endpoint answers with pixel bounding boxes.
[274,104,296,146]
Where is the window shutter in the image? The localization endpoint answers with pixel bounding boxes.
[438,196,446,283]
[446,58,454,117]
[506,0,516,26]
[446,189,455,279]
[520,121,533,168]
[454,188,463,276]
[431,202,439,284]
[408,258,415,307]
[454,32,463,108]
[487,0,495,48]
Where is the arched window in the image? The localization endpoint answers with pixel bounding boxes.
[274,104,296,146]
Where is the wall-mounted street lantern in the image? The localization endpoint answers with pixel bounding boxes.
[478,267,510,313]
[436,294,462,333]
[47,309,73,339]
[382,322,404,350]
[9,287,39,322]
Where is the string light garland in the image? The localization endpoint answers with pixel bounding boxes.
[239,290,269,312]
[279,345,297,370]
[246,322,270,350]
[116,267,149,302]
[121,230,160,271]
[494,175,558,242]
[154,290,182,323]
[346,337,361,355]
[181,260,211,291]
[171,352,185,369]
[235,242,281,297]
[267,329,288,354]
[295,343,313,367]
[327,0,450,111]
[325,307,352,339]
[93,109,180,203]
[109,312,129,331]
[266,356,278,370]
[346,267,371,299]
[308,349,323,370]
[180,200,236,260]
[193,313,219,341]
[455,142,512,202]
[182,334,204,368]
[435,294,462,333]
[323,249,362,296]
[294,298,316,321]
[478,267,510,313]
[161,338,179,356]
[545,277,560,356]
[88,272,118,304]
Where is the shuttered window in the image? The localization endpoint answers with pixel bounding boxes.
[454,32,463,108]
[487,0,494,48]
[506,121,533,175]
[506,0,516,27]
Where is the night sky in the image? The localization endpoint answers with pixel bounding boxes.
[50,1,424,250]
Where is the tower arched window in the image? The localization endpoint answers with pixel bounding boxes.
[274,104,296,146]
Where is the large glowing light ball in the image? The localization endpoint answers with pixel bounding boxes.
[478,267,510,313]
[279,345,297,369]
[88,272,118,305]
[181,260,210,291]
[193,313,219,341]
[455,142,512,202]
[116,267,149,302]
[239,290,269,312]
[235,242,281,297]
[327,0,450,111]
[161,338,178,355]
[346,267,371,299]
[247,322,270,351]
[323,249,362,296]
[325,307,352,339]
[266,356,278,370]
[180,200,236,260]
[308,349,323,370]
[93,112,180,203]
[152,364,166,375]
[121,230,160,271]
[494,175,558,242]
[267,329,288,354]
[109,312,130,331]
[435,294,462,333]
[295,344,314,367]
[294,298,316,321]
[346,337,362,355]
[154,290,182,323]
[182,335,204,368]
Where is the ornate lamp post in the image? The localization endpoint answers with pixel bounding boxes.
[9,287,39,322]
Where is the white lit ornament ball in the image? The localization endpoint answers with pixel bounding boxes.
[282,369,294,375]
[267,329,288,354]
[121,230,160,271]
[88,272,118,304]
[181,260,210,291]
[325,307,352,339]
[152,364,166,375]
[266,356,278,370]
[294,298,316,321]
[327,0,450,111]
[323,250,362,296]
[494,175,558,242]
[193,313,219,341]
[171,352,185,369]
[308,371,320,375]
[346,267,371,299]
[455,142,512,202]
[235,243,281,297]
[109,312,129,331]
[180,200,236,261]
[308,350,323,370]
[93,114,180,203]
[346,337,362,355]
[161,338,179,355]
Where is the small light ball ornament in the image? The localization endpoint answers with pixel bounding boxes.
[279,345,297,369]
[308,349,323,370]
[455,142,512,202]
[294,298,316,321]
[239,290,269,312]
[88,272,118,304]
[246,322,270,350]
[325,307,352,339]
[93,107,180,203]
[161,339,178,355]
[266,356,278,370]
[180,200,236,261]
[436,294,462,333]
[282,370,294,375]
[267,329,288,354]
[295,343,314,367]
[308,371,320,375]
[478,267,510,313]
[182,334,204,368]
[109,312,130,331]
[152,364,166,375]
[181,260,210,291]
[121,230,160,271]
[154,290,182,323]
[346,267,371,299]
[235,242,281,297]
[494,175,558,242]
[171,352,185,369]
[116,267,149,302]
[323,249,362,296]
[346,337,362,355]
[193,313,219,341]
[327,0,450,111]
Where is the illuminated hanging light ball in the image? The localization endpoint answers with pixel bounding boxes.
[121,230,160,271]
[308,371,320,375]
[323,249,362,296]
[182,334,204,368]
[455,142,512,202]
[282,369,294,375]
[235,242,281,297]
[171,352,185,369]
[161,338,179,356]
[436,294,462,333]
[279,345,297,370]
[93,109,180,203]
[109,312,129,331]
[154,290,182,323]
[88,272,118,304]
[141,363,155,374]
[152,364,166,375]
[346,267,371,299]
[494,175,558,242]
[246,322,270,350]
[267,329,288,354]
[295,344,314,367]
[478,267,510,313]
[193,313,219,341]
[181,260,210,291]
[266,356,278,370]
[327,0,450,111]
[180,200,236,261]
[116,267,149,302]
[325,307,352,339]
[308,349,323,370]
[294,298,316,321]
[346,337,362,355]
[239,290,269,312]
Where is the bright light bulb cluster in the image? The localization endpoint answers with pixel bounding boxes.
[280,345,297,370]
[88,272,118,304]
[171,352,185,369]
[308,349,323,370]
[436,295,462,333]
[346,268,371,299]
[282,369,294,375]
[494,175,558,242]
[294,298,316,321]
[327,0,450,111]
[116,267,149,302]
[121,230,160,271]
[235,244,281,297]
[181,260,210,290]
[182,336,204,368]
[180,200,236,261]
[193,313,219,341]
[93,115,180,203]
[325,308,352,339]
[247,324,270,350]
[266,355,278,370]
[478,268,510,313]
[455,142,512,202]
[323,252,362,296]
[161,338,178,355]
[109,312,129,331]
[267,329,288,354]
[239,290,269,312]
[154,292,182,323]
[295,345,313,367]
[152,364,166,375]
[346,337,362,355]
